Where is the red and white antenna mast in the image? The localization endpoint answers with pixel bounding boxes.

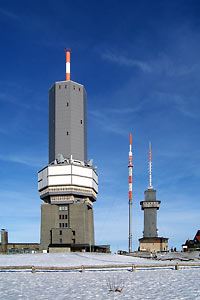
[148,141,153,189]
[128,133,133,253]
[65,48,72,81]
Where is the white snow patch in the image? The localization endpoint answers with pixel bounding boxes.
[0,253,199,299]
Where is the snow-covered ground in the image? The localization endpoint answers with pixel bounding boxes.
[0,252,200,299]
[0,252,169,267]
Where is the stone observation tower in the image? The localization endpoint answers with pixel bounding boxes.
[38,50,98,252]
[139,142,168,252]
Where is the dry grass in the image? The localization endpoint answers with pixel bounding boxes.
[106,276,125,293]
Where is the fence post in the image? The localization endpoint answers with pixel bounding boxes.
[131,265,136,272]
[175,264,179,271]
[81,265,85,272]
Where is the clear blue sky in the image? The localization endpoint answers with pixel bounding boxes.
[0,0,200,252]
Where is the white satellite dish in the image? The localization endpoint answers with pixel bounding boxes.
[57,153,65,164]
[88,159,93,167]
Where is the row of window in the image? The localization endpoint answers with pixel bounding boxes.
[58,85,81,91]
[59,215,67,220]
[59,223,68,228]
[59,206,68,211]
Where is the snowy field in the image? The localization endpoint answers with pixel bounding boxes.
[0,252,200,299]
[0,252,171,266]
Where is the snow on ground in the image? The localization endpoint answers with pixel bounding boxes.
[0,253,200,299]
[156,251,200,261]
[0,252,167,267]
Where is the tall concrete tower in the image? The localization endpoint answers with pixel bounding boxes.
[38,50,98,252]
[139,142,168,252]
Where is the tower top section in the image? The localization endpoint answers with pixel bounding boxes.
[128,133,133,168]
[48,50,87,164]
[65,48,72,81]
[148,141,153,189]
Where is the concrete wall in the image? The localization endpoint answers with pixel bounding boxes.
[141,189,160,238]
[40,202,94,250]
[49,81,87,164]
[69,202,94,245]
[145,189,157,201]
[139,238,168,252]
[87,206,95,245]
[0,243,39,254]
[49,247,71,253]
[51,228,73,244]
[49,84,55,163]
[1,230,8,254]
[144,208,158,237]
[40,203,58,250]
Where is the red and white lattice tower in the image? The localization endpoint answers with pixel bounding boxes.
[128,133,133,252]
[148,141,153,189]
[65,49,72,81]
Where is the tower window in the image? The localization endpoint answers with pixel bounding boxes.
[67,131,69,135]
[73,86,75,90]
[59,215,67,220]
[60,230,62,235]
[79,88,80,91]
[80,120,82,124]
[59,206,68,211]
[59,85,61,89]
[65,85,67,88]
[60,239,62,244]
[59,223,67,228]
[66,102,69,106]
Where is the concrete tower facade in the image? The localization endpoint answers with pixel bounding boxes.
[141,188,160,238]
[38,51,98,252]
[49,81,87,164]
[139,143,168,252]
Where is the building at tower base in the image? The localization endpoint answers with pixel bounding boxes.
[0,229,39,254]
[139,237,168,252]
[38,158,98,251]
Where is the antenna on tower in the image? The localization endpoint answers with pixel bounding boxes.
[64,48,72,81]
[148,141,153,189]
[128,133,133,253]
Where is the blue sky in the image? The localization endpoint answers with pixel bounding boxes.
[0,0,200,252]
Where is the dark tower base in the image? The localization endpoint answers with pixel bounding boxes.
[40,201,94,251]
[38,160,98,251]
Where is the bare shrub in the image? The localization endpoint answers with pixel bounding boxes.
[106,276,125,293]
